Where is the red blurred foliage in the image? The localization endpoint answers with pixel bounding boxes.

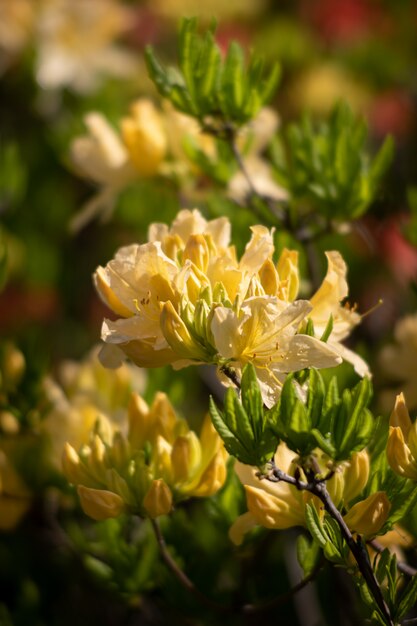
[300,0,383,44]
[368,90,415,139]
[0,286,60,331]
[216,23,252,56]
[366,215,417,284]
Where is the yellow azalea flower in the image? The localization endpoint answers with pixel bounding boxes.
[379,314,417,412]
[34,0,138,93]
[343,492,391,537]
[211,296,341,407]
[95,209,341,406]
[386,393,417,480]
[69,101,170,233]
[230,444,379,545]
[121,99,168,177]
[259,248,368,378]
[63,391,227,521]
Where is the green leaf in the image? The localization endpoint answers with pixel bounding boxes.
[241,363,264,441]
[296,533,321,577]
[395,574,417,621]
[305,503,327,548]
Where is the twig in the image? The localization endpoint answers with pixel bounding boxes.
[150,518,230,613]
[150,516,326,616]
[266,462,395,626]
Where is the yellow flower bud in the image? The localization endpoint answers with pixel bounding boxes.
[128,393,150,449]
[77,485,125,521]
[387,426,417,480]
[143,479,172,518]
[171,432,201,483]
[62,442,93,486]
[344,492,391,537]
[390,393,412,435]
[0,411,20,435]
[110,432,130,470]
[343,450,370,504]
[2,343,25,388]
[121,99,167,176]
[190,450,226,497]
[160,301,207,361]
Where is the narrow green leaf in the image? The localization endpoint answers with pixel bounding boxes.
[396,574,417,621]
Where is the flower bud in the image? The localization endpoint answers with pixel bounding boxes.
[183,235,210,273]
[171,433,200,483]
[77,485,125,521]
[387,425,417,480]
[187,450,226,498]
[160,301,207,361]
[121,99,166,176]
[143,479,172,518]
[343,450,370,504]
[62,443,93,486]
[128,393,150,449]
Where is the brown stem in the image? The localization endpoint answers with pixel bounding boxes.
[150,518,230,613]
[267,464,394,626]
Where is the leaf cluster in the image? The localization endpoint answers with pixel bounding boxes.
[360,548,417,625]
[268,369,375,460]
[304,503,350,565]
[146,17,280,128]
[209,364,277,466]
[271,102,394,222]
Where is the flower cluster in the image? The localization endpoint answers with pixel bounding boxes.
[95,209,365,406]
[63,391,227,520]
[230,443,390,544]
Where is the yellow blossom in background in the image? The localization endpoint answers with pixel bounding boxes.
[95,209,342,406]
[34,0,138,92]
[379,314,417,412]
[42,346,146,470]
[63,391,227,520]
[386,393,417,480]
[69,98,171,232]
[151,0,267,20]
[230,445,389,545]
[0,0,34,71]
[289,63,371,118]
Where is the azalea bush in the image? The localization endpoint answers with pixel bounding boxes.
[2,3,417,626]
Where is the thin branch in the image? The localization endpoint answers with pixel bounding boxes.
[368,539,417,578]
[150,518,230,613]
[266,462,395,626]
